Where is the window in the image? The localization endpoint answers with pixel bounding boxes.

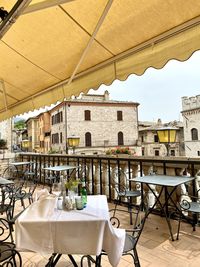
[191,128,198,140]
[142,148,145,156]
[85,110,91,121]
[198,151,200,156]
[117,111,123,121]
[60,111,63,122]
[60,132,62,143]
[85,132,92,147]
[118,132,124,145]
[141,135,144,143]
[154,135,159,142]
[40,141,44,148]
[52,133,59,144]
[155,150,159,156]
[170,150,175,156]
[51,115,54,125]
[52,111,63,125]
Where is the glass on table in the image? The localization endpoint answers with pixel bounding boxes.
[75,196,84,210]
[52,182,61,196]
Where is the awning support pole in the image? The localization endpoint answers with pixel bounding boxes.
[67,0,113,85]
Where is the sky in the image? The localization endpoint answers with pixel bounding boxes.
[23,50,200,123]
[89,50,200,123]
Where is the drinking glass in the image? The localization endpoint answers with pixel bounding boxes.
[52,182,61,196]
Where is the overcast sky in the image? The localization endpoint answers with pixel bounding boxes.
[89,50,200,123]
[23,50,200,123]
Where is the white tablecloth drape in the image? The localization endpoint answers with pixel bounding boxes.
[15,195,125,266]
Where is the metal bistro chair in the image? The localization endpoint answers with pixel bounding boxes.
[0,218,22,267]
[1,185,29,239]
[24,161,38,185]
[12,182,37,210]
[177,188,200,239]
[110,168,141,225]
[0,185,14,222]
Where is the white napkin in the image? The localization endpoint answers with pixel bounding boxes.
[35,188,50,201]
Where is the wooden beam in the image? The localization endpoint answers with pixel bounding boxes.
[23,0,76,15]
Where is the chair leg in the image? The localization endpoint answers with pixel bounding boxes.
[133,249,141,267]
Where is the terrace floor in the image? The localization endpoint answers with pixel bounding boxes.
[7,185,200,267]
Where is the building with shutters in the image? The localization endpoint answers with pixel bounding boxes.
[50,91,141,155]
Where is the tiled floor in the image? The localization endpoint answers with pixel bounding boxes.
[4,185,200,266]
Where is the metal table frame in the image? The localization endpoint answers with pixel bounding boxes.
[7,161,31,180]
[43,165,78,193]
[130,175,195,241]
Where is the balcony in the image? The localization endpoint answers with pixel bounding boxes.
[1,153,200,266]
[10,184,200,266]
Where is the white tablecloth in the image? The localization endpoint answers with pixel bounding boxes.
[15,195,125,266]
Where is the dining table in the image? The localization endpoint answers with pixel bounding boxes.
[130,174,195,241]
[15,194,125,266]
[9,161,31,179]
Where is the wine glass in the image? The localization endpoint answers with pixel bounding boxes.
[52,182,61,196]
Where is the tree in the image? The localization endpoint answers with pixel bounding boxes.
[0,139,7,149]
[14,119,26,130]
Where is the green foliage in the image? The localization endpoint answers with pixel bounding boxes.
[14,119,26,130]
[65,178,80,190]
[48,149,59,154]
[0,139,7,149]
[106,147,133,155]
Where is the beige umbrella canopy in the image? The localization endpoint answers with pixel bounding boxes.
[1,0,200,121]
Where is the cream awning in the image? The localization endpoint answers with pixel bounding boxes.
[1,0,200,121]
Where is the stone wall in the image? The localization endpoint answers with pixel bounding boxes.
[0,119,13,152]
[182,95,200,157]
[50,100,139,154]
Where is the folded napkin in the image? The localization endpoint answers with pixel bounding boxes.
[35,188,50,201]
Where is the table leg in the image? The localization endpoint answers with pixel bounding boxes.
[68,254,79,267]
[145,184,175,241]
[45,253,62,267]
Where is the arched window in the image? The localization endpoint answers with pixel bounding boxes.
[84,110,91,121]
[85,132,92,147]
[191,128,198,140]
[118,132,124,145]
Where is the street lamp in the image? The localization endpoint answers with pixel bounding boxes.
[67,136,80,154]
[22,139,30,152]
[156,126,178,156]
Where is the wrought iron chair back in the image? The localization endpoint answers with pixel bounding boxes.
[0,186,14,221]
[110,168,141,225]
[0,218,22,266]
[177,188,200,238]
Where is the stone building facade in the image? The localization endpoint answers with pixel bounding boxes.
[182,95,200,157]
[26,116,40,152]
[50,91,140,154]
[0,119,13,153]
[139,119,185,157]
[38,111,51,153]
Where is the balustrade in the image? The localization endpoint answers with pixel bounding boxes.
[1,154,200,217]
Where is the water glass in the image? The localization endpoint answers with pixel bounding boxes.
[75,196,84,210]
[52,182,61,196]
